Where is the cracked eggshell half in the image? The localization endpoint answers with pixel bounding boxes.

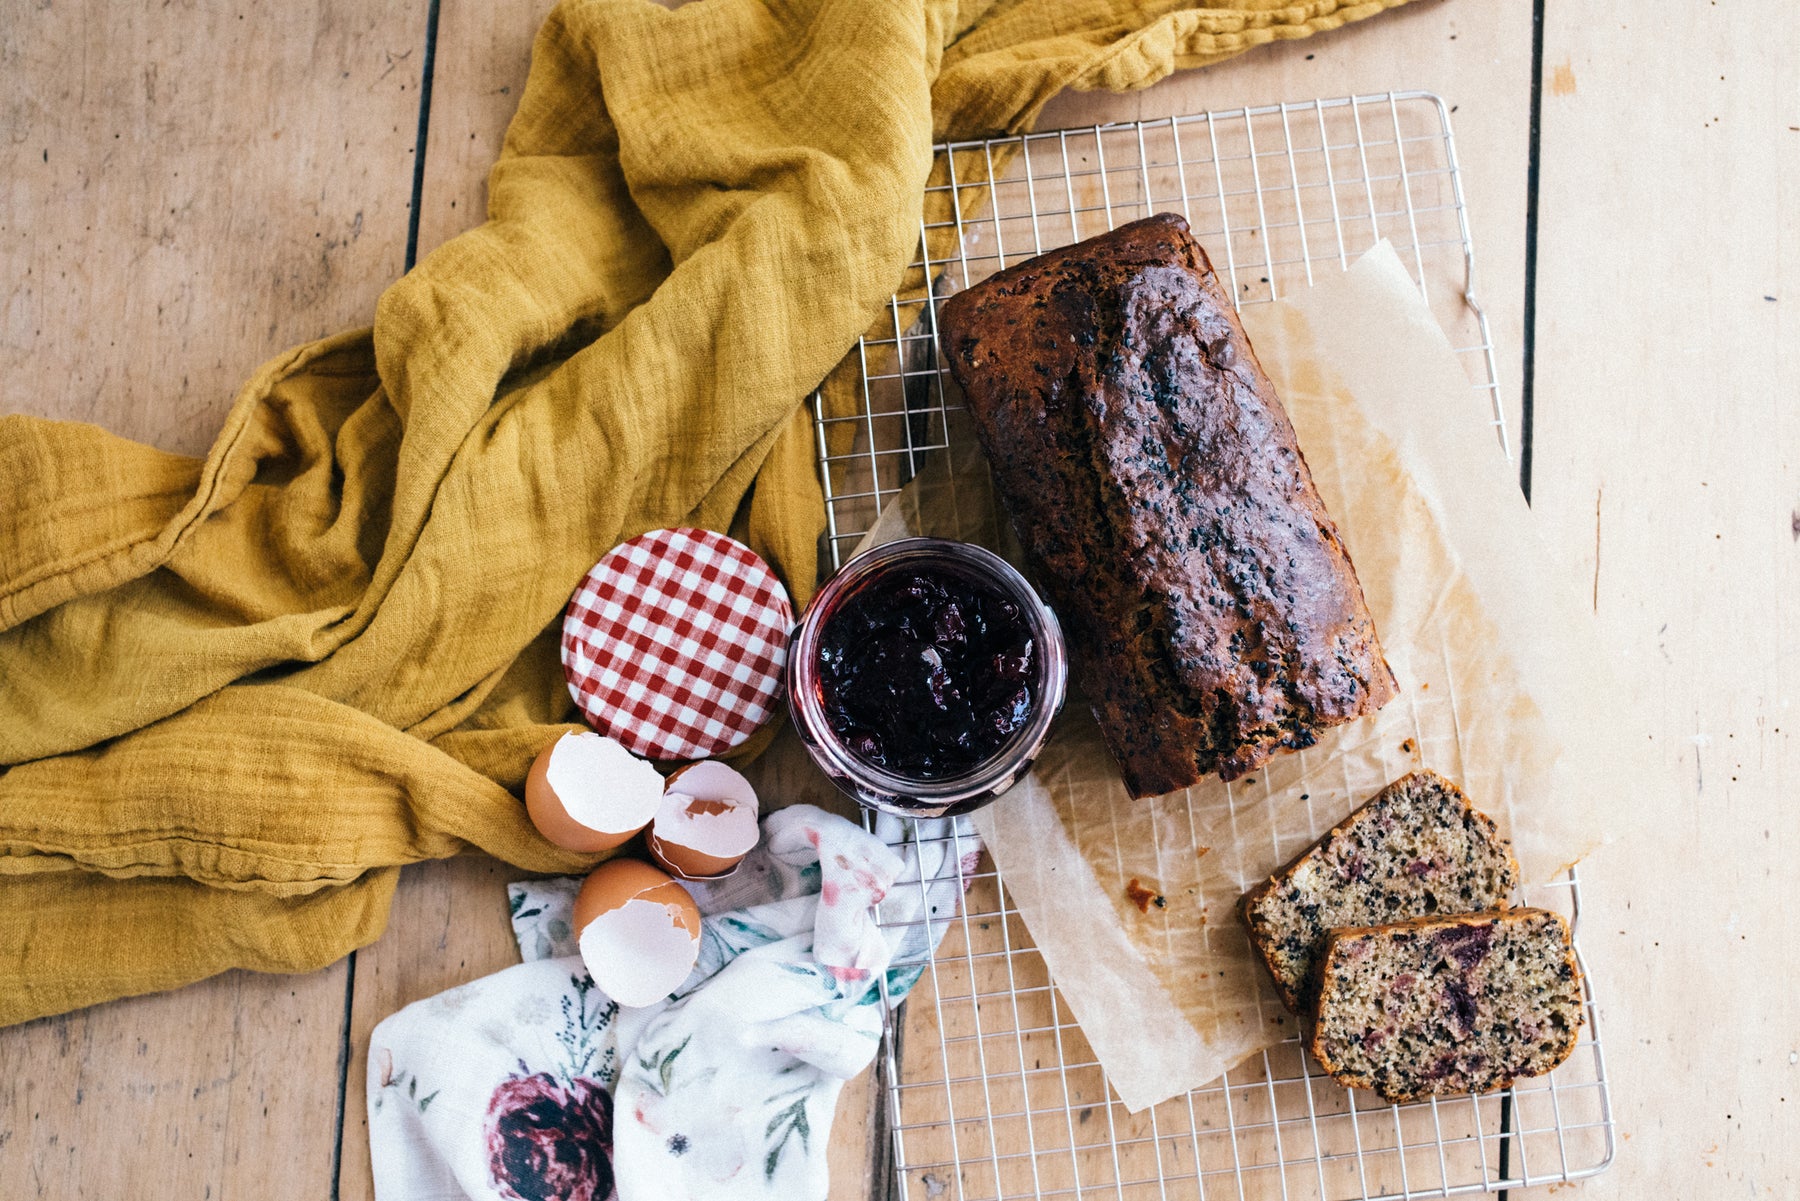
[647,760,761,880]
[572,858,702,1009]
[524,731,665,853]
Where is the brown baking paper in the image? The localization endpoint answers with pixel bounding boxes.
[854,243,1627,1112]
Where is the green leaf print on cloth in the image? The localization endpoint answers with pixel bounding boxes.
[763,1090,811,1181]
[637,1034,692,1097]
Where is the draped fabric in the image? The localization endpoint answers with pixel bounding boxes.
[0,0,1410,1025]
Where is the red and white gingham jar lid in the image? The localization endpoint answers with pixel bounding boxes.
[560,527,794,761]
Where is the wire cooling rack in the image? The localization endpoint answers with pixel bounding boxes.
[810,92,1615,1201]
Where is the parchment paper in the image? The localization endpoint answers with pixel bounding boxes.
[855,243,1630,1112]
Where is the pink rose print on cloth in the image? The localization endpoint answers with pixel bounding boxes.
[484,1072,615,1201]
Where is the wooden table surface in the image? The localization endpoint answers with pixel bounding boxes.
[3,2,1794,1198]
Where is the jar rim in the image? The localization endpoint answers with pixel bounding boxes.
[786,537,1068,815]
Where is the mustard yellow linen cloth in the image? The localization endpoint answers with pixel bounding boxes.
[0,0,1409,1026]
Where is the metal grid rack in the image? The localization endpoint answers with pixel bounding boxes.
[810,93,1615,1201]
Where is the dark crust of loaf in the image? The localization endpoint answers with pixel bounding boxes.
[938,212,1397,799]
[1308,908,1584,1104]
[1239,769,1521,1014]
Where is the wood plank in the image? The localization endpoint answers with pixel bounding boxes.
[407,0,547,261]
[0,0,427,1197]
[0,972,351,1199]
[0,0,424,456]
[1525,3,1798,1197]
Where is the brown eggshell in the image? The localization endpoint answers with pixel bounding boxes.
[524,731,664,853]
[647,761,761,880]
[572,858,701,936]
[571,859,703,1008]
[649,800,750,880]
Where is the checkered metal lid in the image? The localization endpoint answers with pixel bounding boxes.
[560,527,794,760]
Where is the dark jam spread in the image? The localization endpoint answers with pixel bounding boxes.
[816,568,1036,779]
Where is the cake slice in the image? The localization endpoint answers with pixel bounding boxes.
[1309,908,1584,1103]
[1240,770,1519,1012]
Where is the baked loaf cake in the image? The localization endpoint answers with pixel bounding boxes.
[1240,770,1520,1012]
[1309,908,1584,1103]
[938,212,1396,798]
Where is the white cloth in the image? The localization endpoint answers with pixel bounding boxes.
[368,805,979,1201]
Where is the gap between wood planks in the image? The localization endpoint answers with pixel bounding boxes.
[329,6,443,1198]
[1500,7,1547,1197]
[1519,0,1547,508]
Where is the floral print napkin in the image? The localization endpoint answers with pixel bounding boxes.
[368,804,979,1201]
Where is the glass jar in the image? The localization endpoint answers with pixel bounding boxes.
[786,537,1068,819]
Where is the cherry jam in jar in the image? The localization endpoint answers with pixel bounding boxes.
[787,538,1067,819]
[818,567,1035,778]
